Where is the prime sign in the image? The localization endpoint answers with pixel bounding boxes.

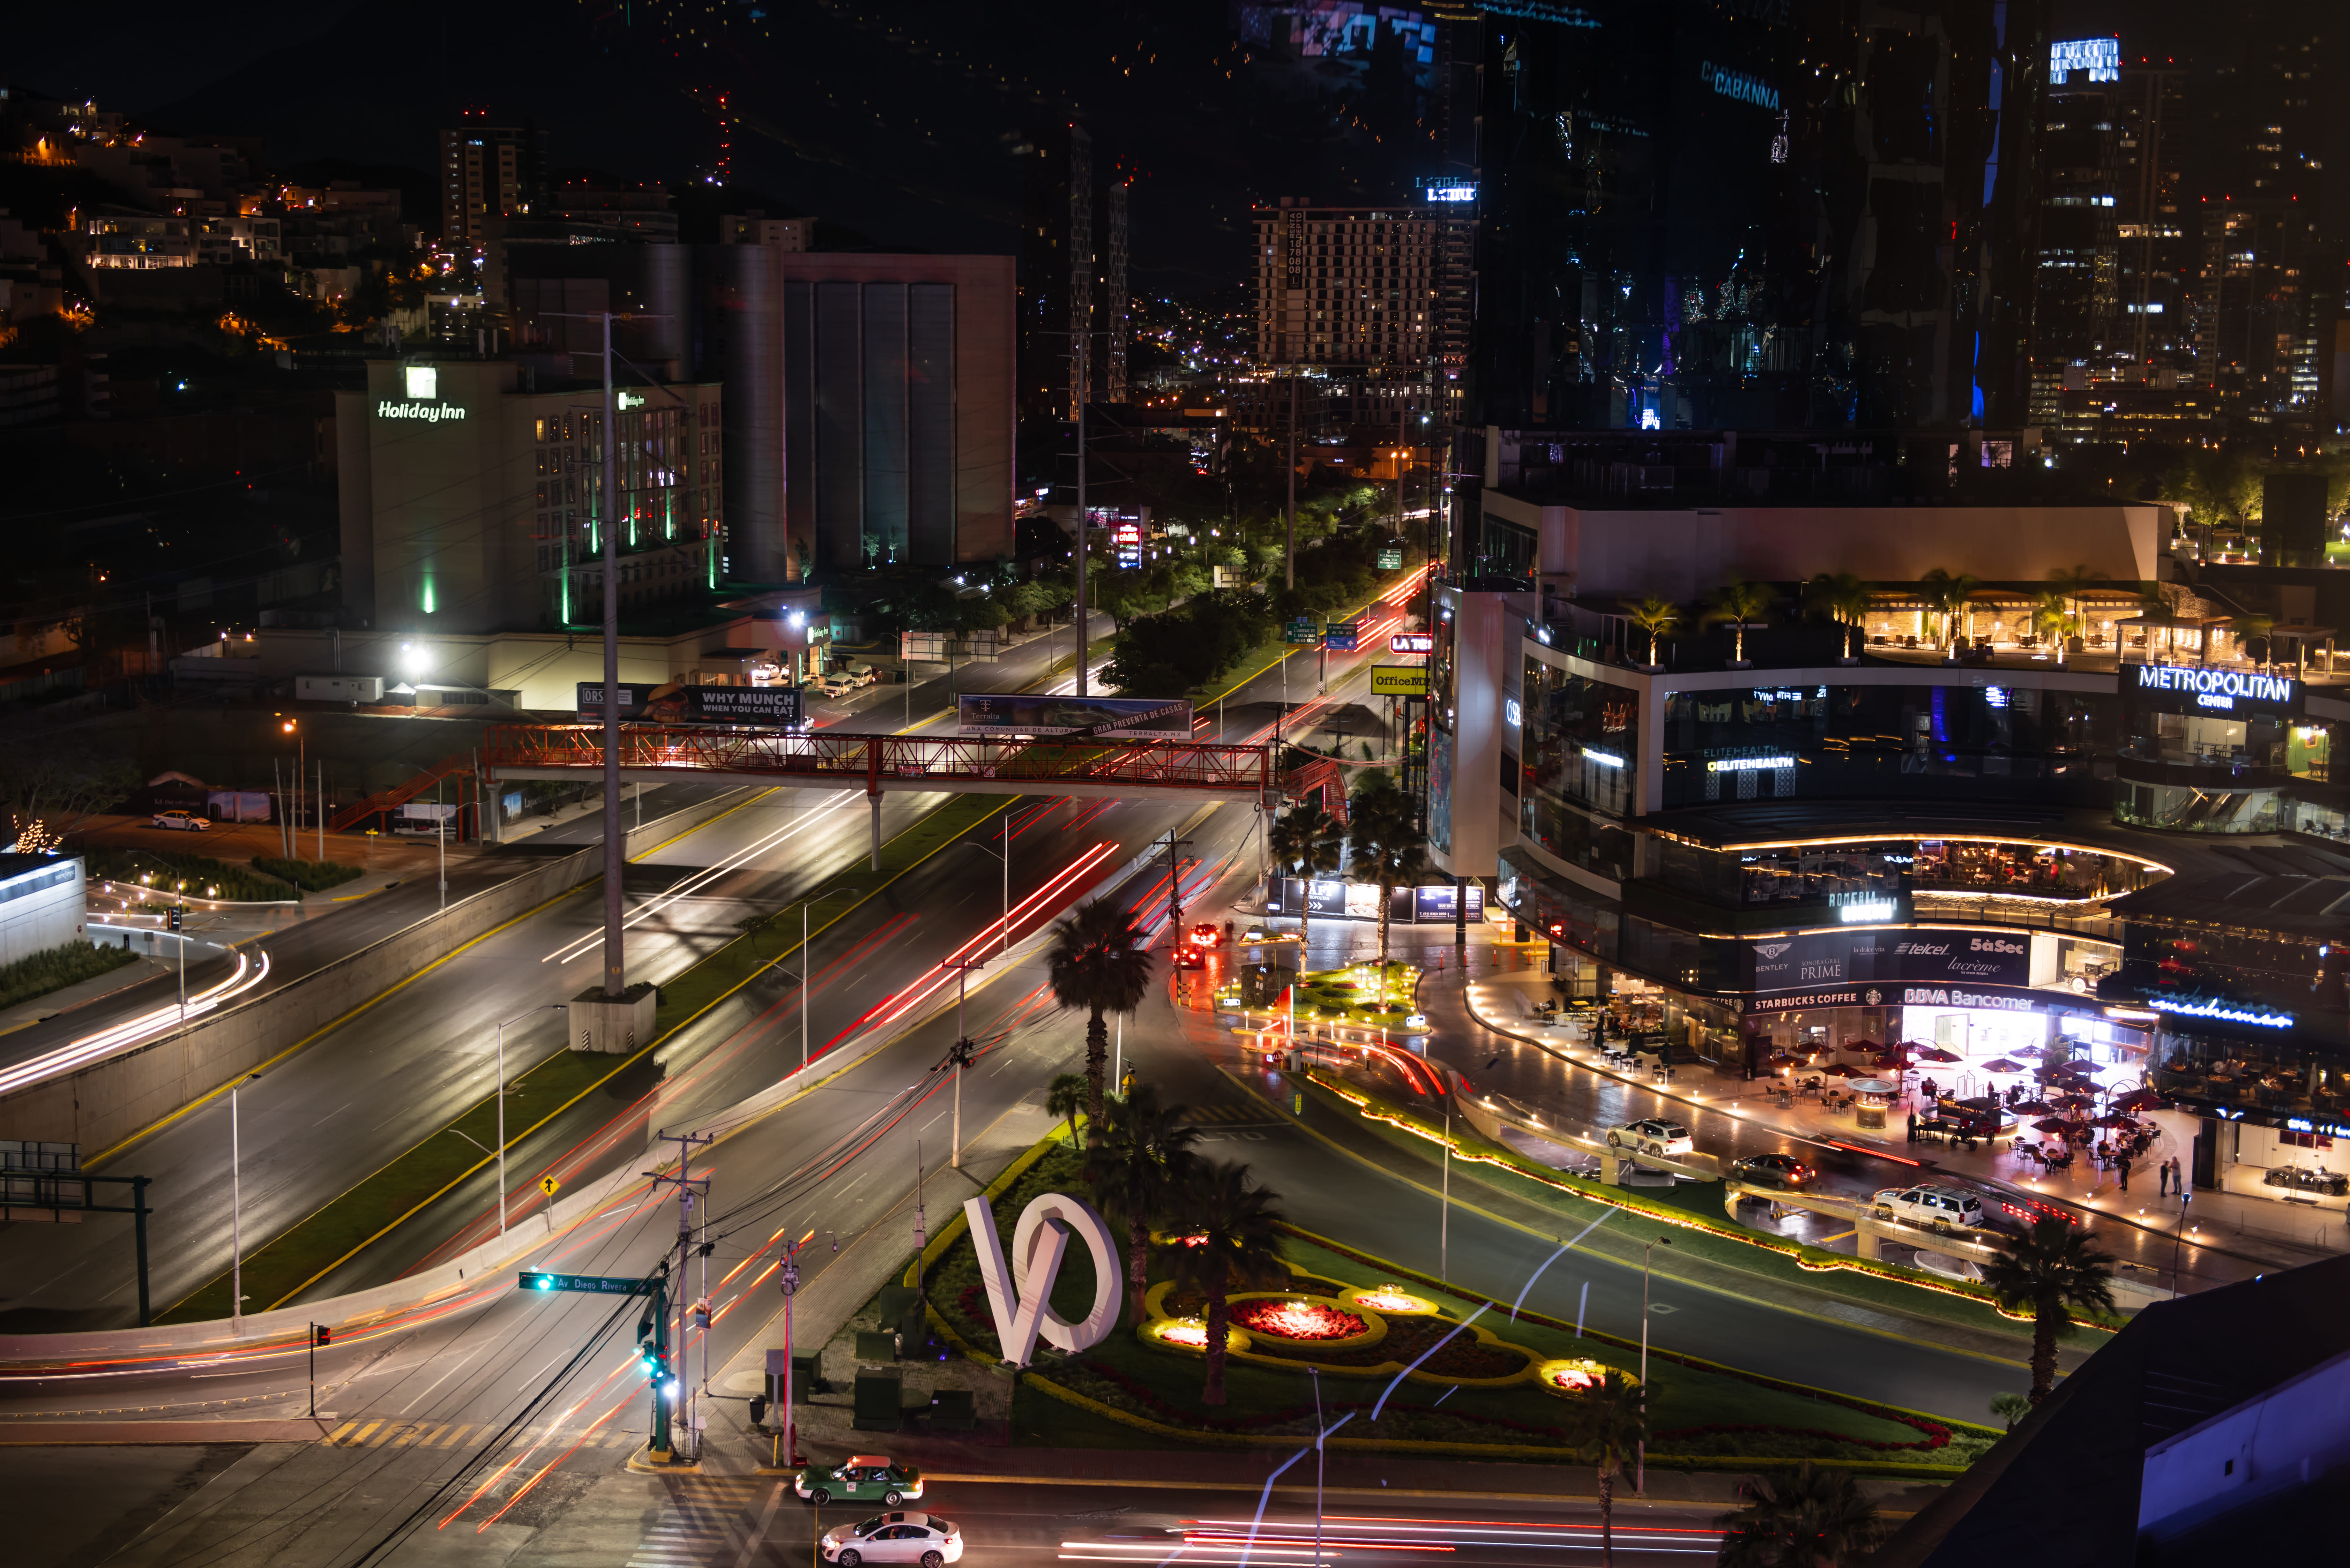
[963,1190,1122,1368]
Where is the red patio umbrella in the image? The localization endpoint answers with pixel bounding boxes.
[2011,1098,2054,1115]
[2088,1112,2138,1129]
[1767,1051,1800,1067]
[2033,1118,2074,1135]
[1820,1062,1863,1078]
[2114,1089,2167,1112]
[1979,1057,2032,1074]
[1916,1046,1963,1064]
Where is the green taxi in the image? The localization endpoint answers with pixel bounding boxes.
[796,1454,926,1507]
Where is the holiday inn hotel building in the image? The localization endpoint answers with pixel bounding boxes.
[336,357,724,636]
[1426,467,2350,1211]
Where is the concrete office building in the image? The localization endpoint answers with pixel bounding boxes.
[508,244,1016,583]
[439,120,545,245]
[334,357,723,636]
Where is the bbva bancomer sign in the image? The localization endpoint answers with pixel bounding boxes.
[963,1190,1122,1367]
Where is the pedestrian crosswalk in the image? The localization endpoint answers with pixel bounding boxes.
[319,1418,656,1450]
[630,1477,779,1568]
[1180,1103,1263,1124]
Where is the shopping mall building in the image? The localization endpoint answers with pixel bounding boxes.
[1427,457,2350,1209]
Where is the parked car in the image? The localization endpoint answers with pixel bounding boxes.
[815,671,864,698]
[1605,1119,1693,1157]
[795,1455,925,1506]
[842,660,883,687]
[1730,1153,1816,1189]
[151,809,209,832]
[819,1514,962,1567]
[1873,1184,1988,1229]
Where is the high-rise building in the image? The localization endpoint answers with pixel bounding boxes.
[508,244,1016,582]
[437,117,545,245]
[2030,43,2195,435]
[2192,29,2328,422]
[1095,178,1130,404]
[1462,0,2051,434]
[1251,197,1469,372]
[1016,123,1093,434]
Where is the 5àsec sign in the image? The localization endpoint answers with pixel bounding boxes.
[2130,663,2301,718]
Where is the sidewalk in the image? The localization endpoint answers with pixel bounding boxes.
[1445,962,2337,1288]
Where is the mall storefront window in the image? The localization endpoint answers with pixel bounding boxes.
[1520,656,1639,873]
[2112,663,2303,834]
[1658,683,2112,808]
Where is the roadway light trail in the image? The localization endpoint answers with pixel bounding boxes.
[541,794,860,963]
[0,949,272,1097]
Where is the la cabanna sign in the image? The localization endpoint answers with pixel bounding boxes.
[963,1190,1122,1368]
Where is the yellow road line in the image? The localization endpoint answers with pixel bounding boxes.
[248,796,1023,1312]
[92,791,775,1170]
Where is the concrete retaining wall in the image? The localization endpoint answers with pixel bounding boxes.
[0,789,758,1154]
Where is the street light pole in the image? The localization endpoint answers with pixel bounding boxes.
[942,961,984,1168]
[230,1071,260,1331]
[493,1003,565,1237]
[1637,1235,1672,1494]
[792,888,862,1070]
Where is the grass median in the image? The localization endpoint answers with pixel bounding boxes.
[1287,1067,2102,1342]
[157,789,1016,1324]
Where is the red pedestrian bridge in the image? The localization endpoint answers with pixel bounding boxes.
[482,725,1276,804]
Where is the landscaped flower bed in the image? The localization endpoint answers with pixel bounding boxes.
[1231,1297,1370,1342]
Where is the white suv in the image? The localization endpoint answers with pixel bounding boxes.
[1606,1119,1694,1157]
[1874,1185,1988,1229]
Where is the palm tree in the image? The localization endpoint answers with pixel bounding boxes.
[1045,1072,1091,1149]
[1706,580,1773,664]
[1803,572,1871,660]
[1267,798,1344,958]
[2230,613,2275,670]
[2031,592,2077,667]
[1624,596,1680,666]
[1346,770,1427,971]
[1979,1215,2118,1404]
[1045,900,1155,1124]
[1990,1391,2032,1431]
[2046,563,2107,631]
[1561,1371,1647,1566]
[1156,1160,1285,1405]
[1713,1462,1887,1567]
[1083,1082,1203,1325]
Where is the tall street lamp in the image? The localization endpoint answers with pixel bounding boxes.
[1637,1235,1673,1494]
[961,808,1014,956]
[493,1003,566,1237]
[230,1071,261,1332]
[771,888,863,1070]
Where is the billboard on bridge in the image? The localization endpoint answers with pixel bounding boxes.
[575,683,805,728]
[955,693,1195,738]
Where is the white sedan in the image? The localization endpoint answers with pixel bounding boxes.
[821,1513,962,1568]
[151,809,210,831]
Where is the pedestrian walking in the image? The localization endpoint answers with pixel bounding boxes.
[2118,1154,2131,1192]
[2158,1157,2171,1196]
[1907,1110,1918,1144]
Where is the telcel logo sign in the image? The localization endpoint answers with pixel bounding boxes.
[377,364,467,423]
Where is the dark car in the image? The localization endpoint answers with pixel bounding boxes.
[1731,1153,1818,1189]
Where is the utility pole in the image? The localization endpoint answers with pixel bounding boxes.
[647,1130,712,1461]
[229,1071,259,1331]
[1160,830,1194,937]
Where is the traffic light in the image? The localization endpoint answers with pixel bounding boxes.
[168,906,184,933]
[313,1325,331,1348]
[636,1335,664,1379]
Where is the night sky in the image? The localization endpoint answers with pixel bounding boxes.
[9,0,2337,291]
